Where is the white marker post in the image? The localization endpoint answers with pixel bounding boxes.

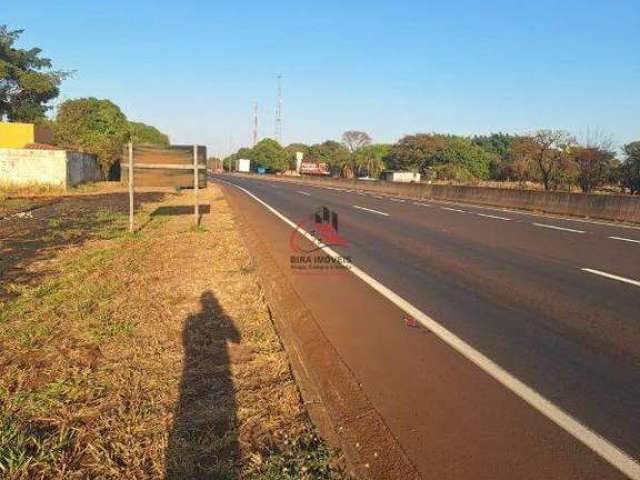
[128,142,134,232]
[193,145,199,228]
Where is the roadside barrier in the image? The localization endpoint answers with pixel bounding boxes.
[230,173,640,224]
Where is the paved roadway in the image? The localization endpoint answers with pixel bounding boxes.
[214,174,640,479]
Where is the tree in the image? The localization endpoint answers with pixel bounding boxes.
[430,137,494,181]
[386,134,449,172]
[0,25,70,122]
[250,138,288,172]
[54,98,129,177]
[571,146,616,193]
[472,133,515,179]
[352,144,391,177]
[285,142,310,169]
[619,141,640,194]
[342,130,372,153]
[309,140,351,176]
[513,130,573,190]
[129,121,169,146]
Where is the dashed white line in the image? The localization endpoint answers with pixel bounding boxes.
[412,202,432,207]
[477,213,512,221]
[608,236,640,244]
[373,195,384,200]
[442,207,466,213]
[581,268,640,288]
[533,223,585,234]
[390,198,406,203]
[352,205,389,216]
[218,177,640,480]
[297,191,311,196]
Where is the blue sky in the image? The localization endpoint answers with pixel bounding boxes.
[4,1,639,156]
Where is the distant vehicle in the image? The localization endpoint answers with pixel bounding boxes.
[300,162,330,176]
[380,170,421,183]
[236,158,250,172]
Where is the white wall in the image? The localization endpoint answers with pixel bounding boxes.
[0,148,101,188]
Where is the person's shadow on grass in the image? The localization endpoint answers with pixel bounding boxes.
[166,290,240,479]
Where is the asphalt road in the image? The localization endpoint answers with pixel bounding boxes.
[214,174,640,479]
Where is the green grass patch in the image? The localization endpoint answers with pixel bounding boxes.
[249,431,343,480]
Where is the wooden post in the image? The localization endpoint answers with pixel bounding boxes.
[128,142,134,232]
[193,145,199,227]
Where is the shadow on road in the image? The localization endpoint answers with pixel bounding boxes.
[166,290,241,479]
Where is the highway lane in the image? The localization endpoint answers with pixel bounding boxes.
[214,174,640,478]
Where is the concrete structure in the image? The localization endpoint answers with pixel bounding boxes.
[0,122,54,148]
[236,158,251,172]
[380,170,421,183]
[0,148,101,188]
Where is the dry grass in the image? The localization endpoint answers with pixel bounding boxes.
[0,184,345,479]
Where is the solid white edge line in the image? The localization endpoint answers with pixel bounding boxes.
[581,268,640,288]
[477,213,512,221]
[353,205,389,216]
[219,177,640,480]
[609,236,640,244]
[533,223,585,234]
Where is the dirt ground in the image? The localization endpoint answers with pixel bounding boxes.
[0,183,347,479]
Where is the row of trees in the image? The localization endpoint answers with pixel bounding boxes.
[225,130,640,194]
[224,131,391,178]
[1,25,169,177]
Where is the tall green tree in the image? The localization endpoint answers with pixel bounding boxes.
[431,137,494,181]
[386,134,449,172]
[54,98,129,177]
[352,144,391,177]
[250,138,288,172]
[128,121,169,146]
[0,25,70,122]
[308,141,351,176]
[472,133,515,179]
[619,141,640,194]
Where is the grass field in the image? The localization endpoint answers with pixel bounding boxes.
[0,183,346,479]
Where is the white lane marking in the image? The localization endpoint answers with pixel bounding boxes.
[412,202,432,207]
[217,177,640,480]
[390,198,406,203]
[609,236,640,244]
[477,213,512,221]
[533,223,585,234]
[353,205,389,217]
[581,268,640,288]
[373,195,385,200]
[297,191,311,196]
[442,207,466,213]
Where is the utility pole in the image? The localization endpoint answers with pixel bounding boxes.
[252,101,258,147]
[275,74,282,144]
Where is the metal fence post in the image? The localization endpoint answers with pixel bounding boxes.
[193,145,199,227]
[128,142,134,232]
